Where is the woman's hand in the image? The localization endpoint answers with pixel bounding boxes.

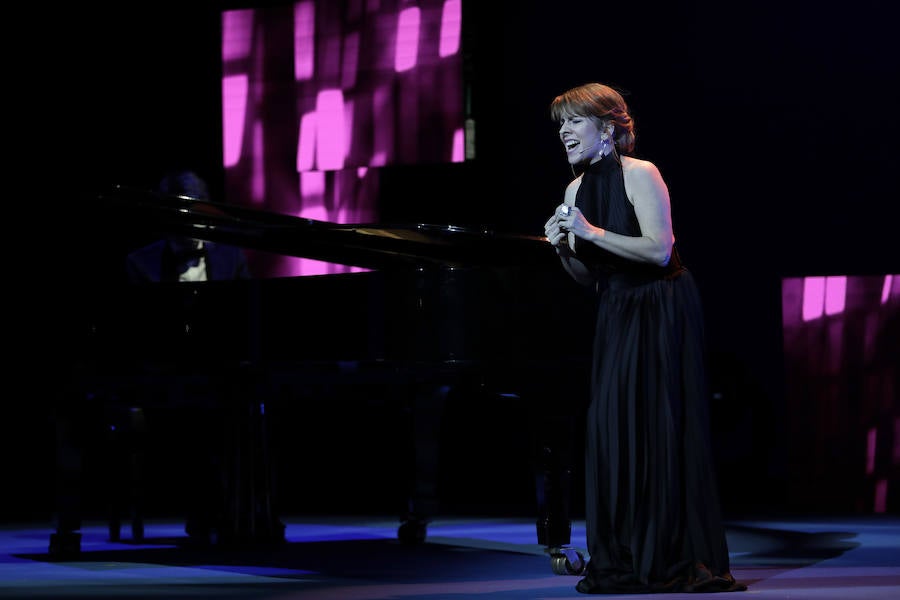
[544,204,571,248]
[558,204,594,240]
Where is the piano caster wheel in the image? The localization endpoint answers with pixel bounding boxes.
[548,546,586,575]
[397,517,427,544]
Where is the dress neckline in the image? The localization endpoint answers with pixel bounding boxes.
[582,152,619,176]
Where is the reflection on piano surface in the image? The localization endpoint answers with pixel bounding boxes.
[52,184,595,573]
[92,184,557,270]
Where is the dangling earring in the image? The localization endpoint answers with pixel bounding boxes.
[598,132,612,158]
[598,136,609,158]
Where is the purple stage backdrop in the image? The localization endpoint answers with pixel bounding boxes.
[782,274,900,513]
[220,0,464,277]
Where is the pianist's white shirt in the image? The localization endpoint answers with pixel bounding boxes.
[178,241,208,282]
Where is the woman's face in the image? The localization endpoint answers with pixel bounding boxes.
[558,112,604,165]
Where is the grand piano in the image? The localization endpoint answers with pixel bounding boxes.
[51,184,595,574]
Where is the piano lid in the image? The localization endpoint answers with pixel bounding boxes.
[91,184,557,270]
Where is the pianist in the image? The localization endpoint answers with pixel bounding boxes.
[125,170,250,284]
[122,169,253,544]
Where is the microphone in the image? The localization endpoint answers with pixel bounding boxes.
[577,139,599,157]
[558,204,570,234]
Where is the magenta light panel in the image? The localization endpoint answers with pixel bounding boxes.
[221,0,464,278]
[781,274,899,513]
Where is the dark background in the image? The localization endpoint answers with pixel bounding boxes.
[7,0,899,524]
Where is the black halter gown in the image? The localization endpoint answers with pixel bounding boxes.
[572,154,745,594]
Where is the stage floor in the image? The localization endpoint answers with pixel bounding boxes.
[2,514,899,599]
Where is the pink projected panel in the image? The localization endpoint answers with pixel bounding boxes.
[782,274,900,513]
[220,0,464,278]
[439,0,461,57]
[800,275,848,321]
[395,8,421,72]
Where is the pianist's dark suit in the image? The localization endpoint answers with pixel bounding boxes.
[125,238,250,283]
[121,237,255,543]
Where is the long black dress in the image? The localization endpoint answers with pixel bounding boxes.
[572,154,744,594]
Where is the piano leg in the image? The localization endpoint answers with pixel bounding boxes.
[395,373,586,575]
[398,383,449,544]
[218,365,285,546]
[533,412,585,575]
[106,404,147,543]
[50,392,87,557]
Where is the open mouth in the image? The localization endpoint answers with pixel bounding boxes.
[565,139,579,151]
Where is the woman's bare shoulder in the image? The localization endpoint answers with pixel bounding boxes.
[622,156,666,186]
[621,156,669,203]
[621,155,659,176]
